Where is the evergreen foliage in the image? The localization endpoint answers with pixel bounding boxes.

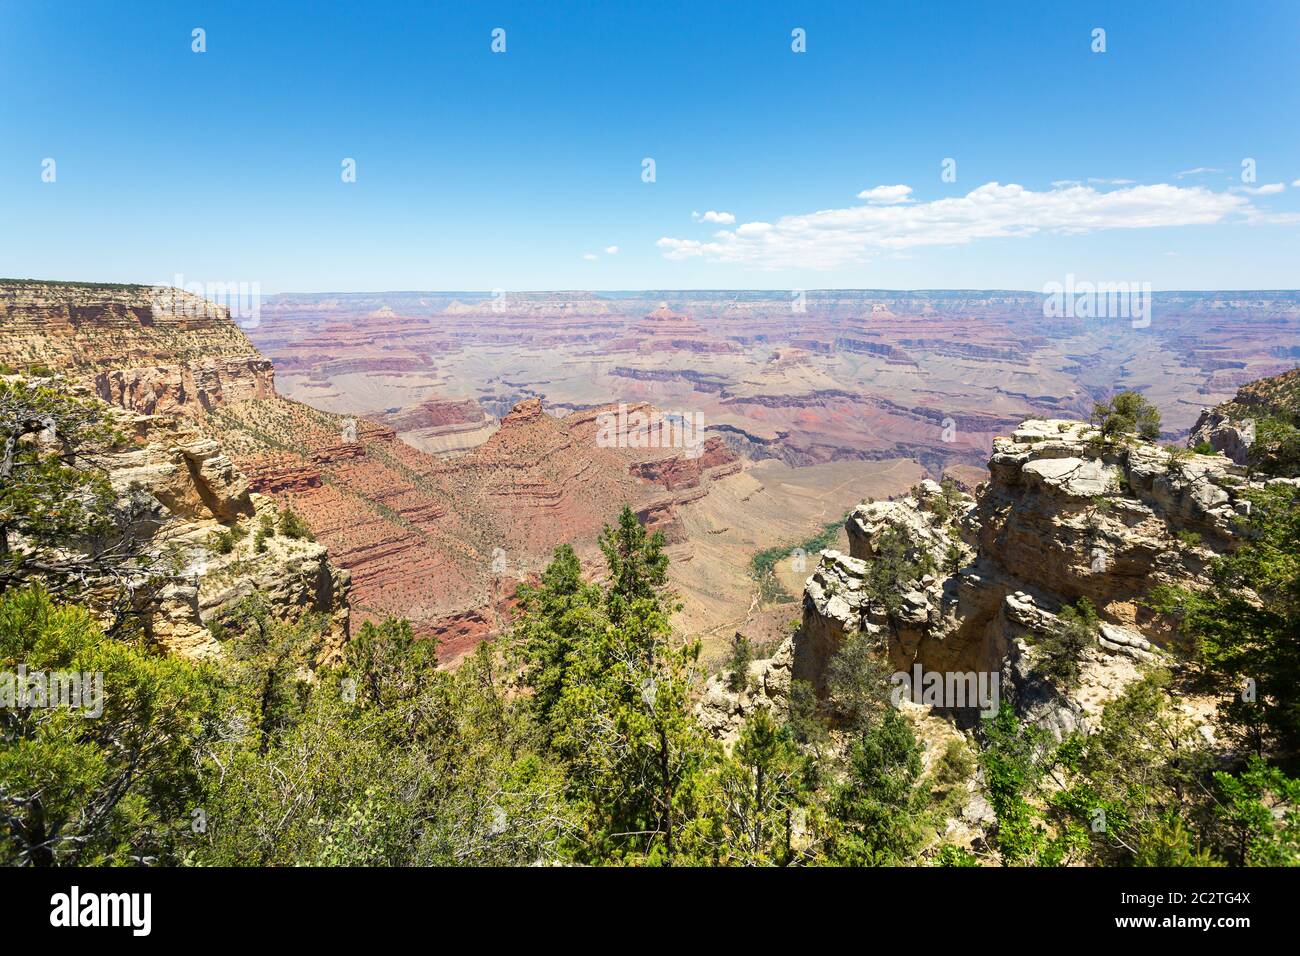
[1091,390,1162,442]
[3,379,1298,868]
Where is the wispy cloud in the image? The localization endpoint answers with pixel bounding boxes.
[658,181,1264,270]
[604,245,620,254]
[1057,177,1136,187]
[856,184,914,204]
[582,253,598,261]
[1233,182,1286,195]
[1175,166,1223,178]
[691,209,735,224]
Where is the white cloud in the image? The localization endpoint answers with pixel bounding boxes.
[658,181,1261,270]
[1234,182,1285,195]
[692,209,736,224]
[1294,179,1300,187]
[1248,210,1300,225]
[1176,167,1223,178]
[582,253,598,261]
[604,245,620,254]
[1057,177,1135,187]
[856,184,913,204]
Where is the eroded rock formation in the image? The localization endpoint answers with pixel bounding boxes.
[11,383,351,662]
[696,638,794,746]
[791,420,1263,734]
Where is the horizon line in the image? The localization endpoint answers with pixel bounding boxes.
[5,279,1300,297]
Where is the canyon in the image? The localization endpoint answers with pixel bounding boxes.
[1,281,921,659]
[249,290,1300,477]
[6,279,1299,668]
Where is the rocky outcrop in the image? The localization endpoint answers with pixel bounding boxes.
[628,437,740,490]
[982,420,1246,607]
[796,479,986,688]
[1000,593,1154,739]
[696,638,794,746]
[793,420,1258,734]
[39,386,351,663]
[95,359,275,418]
[845,477,975,562]
[240,454,324,494]
[152,524,351,665]
[190,497,352,664]
[107,417,255,530]
[310,441,366,465]
[1188,410,1255,465]
[1190,365,1299,467]
[178,438,255,521]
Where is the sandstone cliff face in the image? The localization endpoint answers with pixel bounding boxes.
[37,386,351,662]
[1188,410,1255,466]
[0,281,271,418]
[95,359,275,418]
[792,420,1263,734]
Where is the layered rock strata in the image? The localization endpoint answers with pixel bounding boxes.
[792,420,1260,734]
[0,281,272,417]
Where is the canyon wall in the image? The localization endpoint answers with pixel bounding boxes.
[0,280,272,417]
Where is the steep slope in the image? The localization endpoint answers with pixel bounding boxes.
[212,393,741,658]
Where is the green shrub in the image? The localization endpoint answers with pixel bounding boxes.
[725,632,753,692]
[278,507,314,541]
[1091,391,1161,442]
[936,843,979,866]
[1036,597,1099,688]
[207,523,249,555]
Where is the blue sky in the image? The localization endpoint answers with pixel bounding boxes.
[2,0,1297,292]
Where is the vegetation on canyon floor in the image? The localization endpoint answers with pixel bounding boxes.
[749,513,851,604]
